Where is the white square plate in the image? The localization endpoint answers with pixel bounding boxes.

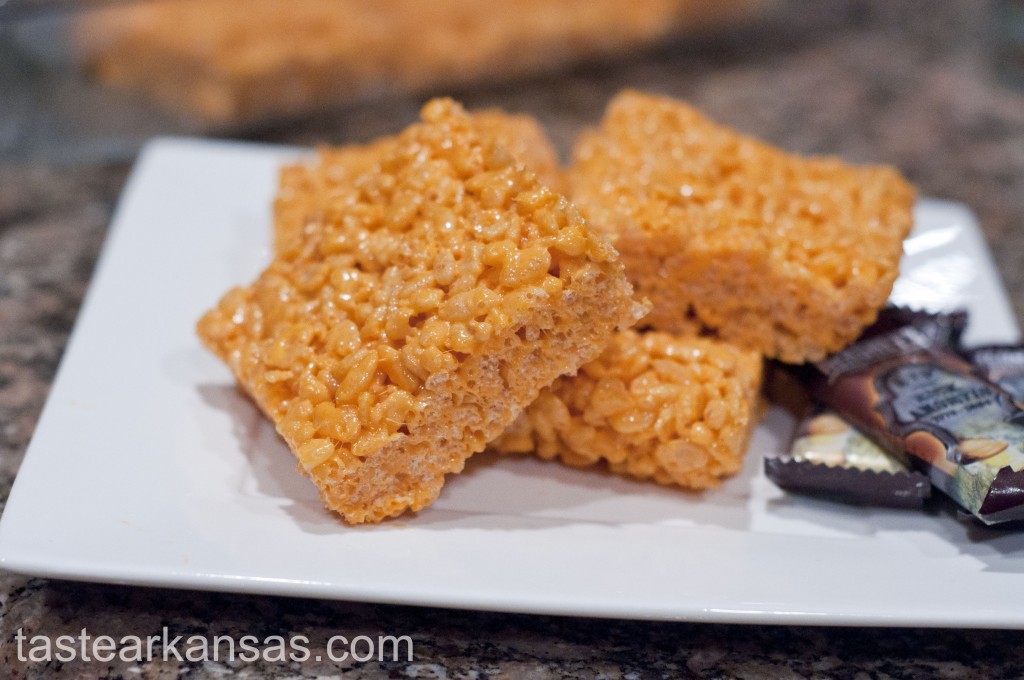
[2,138,1022,627]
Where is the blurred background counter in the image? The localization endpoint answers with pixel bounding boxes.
[2,0,1024,676]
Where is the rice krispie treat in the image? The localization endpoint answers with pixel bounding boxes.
[274,108,564,260]
[568,90,916,363]
[197,99,645,523]
[492,330,763,489]
[77,0,763,126]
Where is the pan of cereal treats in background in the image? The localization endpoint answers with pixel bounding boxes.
[72,0,773,128]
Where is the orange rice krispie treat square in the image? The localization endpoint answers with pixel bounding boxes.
[568,90,915,363]
[274,108,564,260]
[492,330,763,489]
[197,99,645,523]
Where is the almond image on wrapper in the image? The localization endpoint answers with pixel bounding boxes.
[957,438,1009,463]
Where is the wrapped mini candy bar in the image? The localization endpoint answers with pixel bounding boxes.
[765,408,931,508]
[808,319,1024,525]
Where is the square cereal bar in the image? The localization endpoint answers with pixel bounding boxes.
[568,90,915,363]
[197,99,645,523]
[492,330,763,489]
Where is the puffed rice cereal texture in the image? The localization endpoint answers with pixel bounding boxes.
[568,90,915,363]
[197,99,645,523]
[492,330,763,489]
[274,108,564,260]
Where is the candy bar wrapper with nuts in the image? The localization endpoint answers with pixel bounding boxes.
[764,308,968,509]
[808,320,1024,525]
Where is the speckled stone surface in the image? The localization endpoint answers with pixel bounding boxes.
[2,1,1024,677]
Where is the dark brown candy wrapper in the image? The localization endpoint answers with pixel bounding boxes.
[765,406,931,509]
[761,403,937,503]
[859,307,969,349]
[765,456,931,508]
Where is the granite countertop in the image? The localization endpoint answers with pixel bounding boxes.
[2,1,1024,677]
